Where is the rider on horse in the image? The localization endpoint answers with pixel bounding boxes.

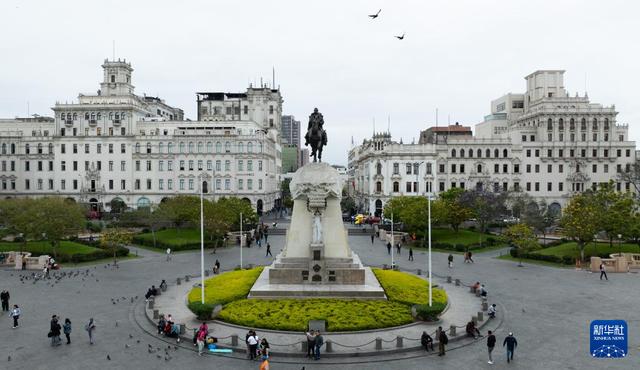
[304,108,327,162]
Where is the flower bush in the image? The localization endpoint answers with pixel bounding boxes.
[187,267,264,306]
[372,268,448,306]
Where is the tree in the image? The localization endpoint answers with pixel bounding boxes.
[0,198,39,253]
[100,227,133,266]
[109,198,127,214]
[560,192,600,263]
[459,189,507,233]
[504,223,539,266]
[217,197,258,230]
[594,182,634,248]
[158,196,200,231]
[616,160,640,195]
[129,206,170,248]
[340,194,357,216]
[32,198,85,259]
[436,188,472,232]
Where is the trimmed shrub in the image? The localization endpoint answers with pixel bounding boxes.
[188,267,264,305]
[373,269,447,306]
[414,302,447,321]
[188,302,216,320]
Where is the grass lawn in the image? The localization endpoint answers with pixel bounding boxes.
[135,228,201,246]
[431,228,495,245]
[534,242,640,259]
[0,240,99,255]
[372,268,447,306]
[496,254,574,268]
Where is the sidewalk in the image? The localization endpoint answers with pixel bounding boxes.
[148,273,493,356]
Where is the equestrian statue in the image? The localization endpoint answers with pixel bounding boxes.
[304,107,327,162]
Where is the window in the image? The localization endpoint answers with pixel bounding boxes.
[451,164,457,173]
[258,179,263,190]
[216,142,222,153]
[535,149,539,157]
[25,161,30,171]
[547,118,553,130]
[247,160,253,171]
[146,143,152,154]
[468,149,473,158]
[592,164,597,173]
[526,164,531,173]
[526,182,531,191]
[526,150,531,157]
[426,163,432,174]
[503,149,508,158]
[72,144,77,154]
[439,164,445,173]
[477,149,482,158]
[604,164,609,173]
[604,133,609,141]
[258,161,263,171]
[376,181,382,192]
[581,149,586,158]
[522,135,526,142]
[238,160,244,171]
[188,160,194,171]
[503,164,508,173]
[168,179,173,190]
[225,179,230,190]
[626,149,631,157]
[121,144,126,153]
[439,182,445,192]
[604,149,609,158]
[547,164,552,173]
[558,182,563,192]
[207,142,213,153]
[406,182,412,192]
[225,160,231,171]
[460,164,465,173]
[216,160,221,171]
[460,149,465,158]
[393,181,399,192]
[167,143,173,153]
[617,149,621,157]
[197,142,203,153]
[530,135,535,142]
[238,179,243,190]
[494,164,499,173]
[188,142,194,153]
[197,160,203,170]
[146,161,152,171]
[393,163,399,175]
[147,179,152,190]
[406,163,412,175]
[514,164,520,173]
[135,161,141,171]
[207,160,212,171]
[225,142,231,152]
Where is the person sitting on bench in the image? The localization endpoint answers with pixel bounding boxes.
[466,321,480,339]
[488,304,497,319]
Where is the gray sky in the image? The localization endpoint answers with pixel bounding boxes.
[1,0,639,165]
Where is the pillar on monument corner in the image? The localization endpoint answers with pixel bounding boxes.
[449,325,456,336]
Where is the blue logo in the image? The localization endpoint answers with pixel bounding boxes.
[590,320,627,358]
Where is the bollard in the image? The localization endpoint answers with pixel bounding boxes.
[396,336,403,348]
[177,277,181,285]
[178,324,185,335]
[447,276,452,283]
[205,270,210,277]
[185,275,190,282]
[477,312,484,322]
[231,335,238,347]
[472,316,478,325]
[475,290,481,297]
[482,301,488,311]
[131,297,134,303]
[326,340,333,352]
[153,309,159,319]
[417,269,422,275]
[148,300,154,309]
[449,325,456,337]
[375,337,382,350]
[482,297,488,304]
[455,279,461,286]
[302,341,308,353]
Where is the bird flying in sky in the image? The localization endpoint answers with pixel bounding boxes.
[369,9,381,19]
[395,33,405,40]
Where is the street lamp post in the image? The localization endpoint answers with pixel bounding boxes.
[427,192,433,307]
[240,212,243,269]
[617,233,622,257]
[199,175,205,304]
[390,213,394,269]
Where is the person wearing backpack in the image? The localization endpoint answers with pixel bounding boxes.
[438,326,448,356]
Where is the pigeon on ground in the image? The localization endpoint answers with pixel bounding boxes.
[107,355,111,361]
[129,334,133,339]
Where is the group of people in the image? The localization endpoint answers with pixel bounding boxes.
[463,250,475,263]
[305,330,324,360]
[144,280,167,301]
[472,281,488,298]
[245,330,270,364]
[157,314,181,342]
[422,326,518,364]
[48,315,95,346]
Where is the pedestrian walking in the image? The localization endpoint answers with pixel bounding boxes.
[257,238,262,248]
[599,263,608,280]
[306,330,315,358]
[314,330,324,360]
[448,254,454,268]
[408,247,414,261]
[396,242,401,255]
[85,318,96,344]
[437,326,448,356]
[10,304,20,328]
[265,244,272,257]
[370,234,375,244]
[487,330,496,364]
[386,242,392,255]
[50,315,62,346]
[63,318,72,344]
[468,251,475,263]
[259,338,270,360]
[166,248,172,261]
[196,327,206,356]
[0,290,9,312]
[214,259,220,274]
[503,332,517,363]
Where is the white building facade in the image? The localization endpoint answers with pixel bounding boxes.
[0,59,283,214]
[348,70,637,217]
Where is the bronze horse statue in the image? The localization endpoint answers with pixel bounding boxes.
[304,108,327,162]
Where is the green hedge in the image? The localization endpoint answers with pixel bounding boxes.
[187,302,216,321]
[414,302,447,321]
[430,237,503,252]
[509,248,574,265]
[0,240,129,264]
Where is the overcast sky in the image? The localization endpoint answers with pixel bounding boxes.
[1,0,639,165]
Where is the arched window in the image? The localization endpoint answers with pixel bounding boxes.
[167,142,173,153]
[137,197,151,209]
[179,142,185,153]
[197,142,203,153]
[188,142,194,153]
[393,181,399,192]
[25,144,30,154]
[494,149,499,158]
[547,118,553,130]
[247,142,253,153]
[90,113,96,120]
[477,164,482,173]
[581,118,586,131]
[376,162,382,175]
[485,149,490,158]
[460,149,465,158]
[207,142,213,153]
[468,149,473,158]
[48,143,54,154]
[72,113,77,120]
[158,142,164,153]
[1,143,6,154]
[135,143,140,153]
[376,181,382,192]
[109,112,113,120]
[61,113,65,121]
[121,112,126,119]
[503,149,508,158]
[115,112,120,120]
[238,142,244,153]
[10,143,15,154]
[558,118,564,130]
[569,118,575,131]
[97,112,102,120]
[592,118,598,130]
[215,142,222,153]
[146,142,152,154]
[477,149,482,158]
[451,149,456,158]
[84,112,89,120]
[604,118,610,130]
[225,142,231,152]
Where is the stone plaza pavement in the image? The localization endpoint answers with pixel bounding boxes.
[0,221,639,369]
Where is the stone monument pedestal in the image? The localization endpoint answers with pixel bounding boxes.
[248,162,386,300]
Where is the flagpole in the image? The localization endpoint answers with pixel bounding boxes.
[428,193,432,307]
[391,213,394,269]
[240,212,243,269]
[200,176,205,304]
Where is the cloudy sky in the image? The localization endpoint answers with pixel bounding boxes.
[1,0,639,165]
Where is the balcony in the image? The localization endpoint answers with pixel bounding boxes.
[89,120,97,126]
[65,120,73,126]
[113,119,121,126]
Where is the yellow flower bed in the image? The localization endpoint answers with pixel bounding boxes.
[218,299,413,332]
[188,267,264,305]
[372,268,448,306]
